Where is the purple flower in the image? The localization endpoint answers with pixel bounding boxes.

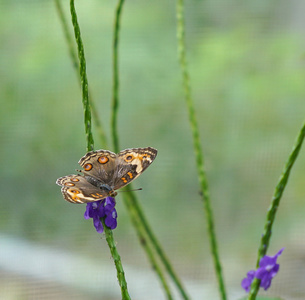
[241,248,284,292]
[255,248,284,290]
[84,197,117,233]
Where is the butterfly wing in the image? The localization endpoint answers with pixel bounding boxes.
[56,175,108,203]
[78,150,118,185]
[112,147,158,190]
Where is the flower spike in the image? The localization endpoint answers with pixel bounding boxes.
[84,197,118,233]
[242,248,284,293]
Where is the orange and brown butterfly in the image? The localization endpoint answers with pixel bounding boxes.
[56,147,157,203]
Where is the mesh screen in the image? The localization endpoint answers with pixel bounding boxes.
[1,0,305,299]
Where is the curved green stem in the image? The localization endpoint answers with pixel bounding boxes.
[69,2,129,299]
[176,1,227,299]
[111,0,124,153]
[110,1,189,298]
[123,193,173,300]
[56,0,108,148]
[248,121,305,299]
[55,0,78,71]
[102,219,131,300]
[70,0,94,152]
[127,190,189,300]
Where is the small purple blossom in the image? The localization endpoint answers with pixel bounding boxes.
[255,248,284,290]
[241,248,284,293]
[84,196,117,233]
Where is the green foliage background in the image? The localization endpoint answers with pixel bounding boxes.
[1,0,305,299]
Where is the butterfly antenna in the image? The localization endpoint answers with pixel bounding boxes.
[118,188,143,193]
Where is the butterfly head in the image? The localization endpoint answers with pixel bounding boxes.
[99,183,118,198]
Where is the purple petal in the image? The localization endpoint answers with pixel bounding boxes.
[84,204,91,219]
[256,263,279,279]
[259,248,284,268]
[259,256,276,268]
[261,277,272,290]
[93,215,104,233]
[104,197,116,209]
[107,196,116,204]
[84,203,96,219]
[105,208,118,229]
[105,214,117,229]
[256,268,273,290]
[241,270,255,292]
[271,264,280,277]
[96,200,106,217]
[275,248,285,258]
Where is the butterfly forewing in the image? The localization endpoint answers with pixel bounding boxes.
[78,149,118,183]
[112,147,158,190]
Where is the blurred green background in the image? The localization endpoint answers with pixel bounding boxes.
[1,0,305,299]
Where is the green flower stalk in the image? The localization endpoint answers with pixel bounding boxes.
[111,0,124,153]
[55,0,108,148]
[248,122,305,299]
[123,192,173,300]
[176,0,227,299]
[110,0,189,299]
[69,0,94,152]
[126,190,188,299]
[69,1,130,298]
[102,218,131,300]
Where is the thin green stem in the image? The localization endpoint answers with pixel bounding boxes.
[70,0,94,152]
[111,0,124,153]
[123,193,173,300]
[55,0,78,71]
[248,121,305,300]
[176,1,227,299]
[102,219,131,300]
[127,190,189,300]
[110,1,189,298]
[56,0,108,148]
[89,92,109,148]
[69,2,129,299]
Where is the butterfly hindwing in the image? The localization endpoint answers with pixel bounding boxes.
[56,175,108,203]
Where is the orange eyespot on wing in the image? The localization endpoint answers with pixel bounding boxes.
[125,155,134,162]
[70,189,80,194]
[98,156,109,164]
[84,163,93,171]
[71,178,80,182]
[65,188,83,203]
[65,182,75,187]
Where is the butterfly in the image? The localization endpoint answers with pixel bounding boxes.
[56,147,157,203]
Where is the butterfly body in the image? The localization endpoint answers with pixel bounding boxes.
[56,147,157,203]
